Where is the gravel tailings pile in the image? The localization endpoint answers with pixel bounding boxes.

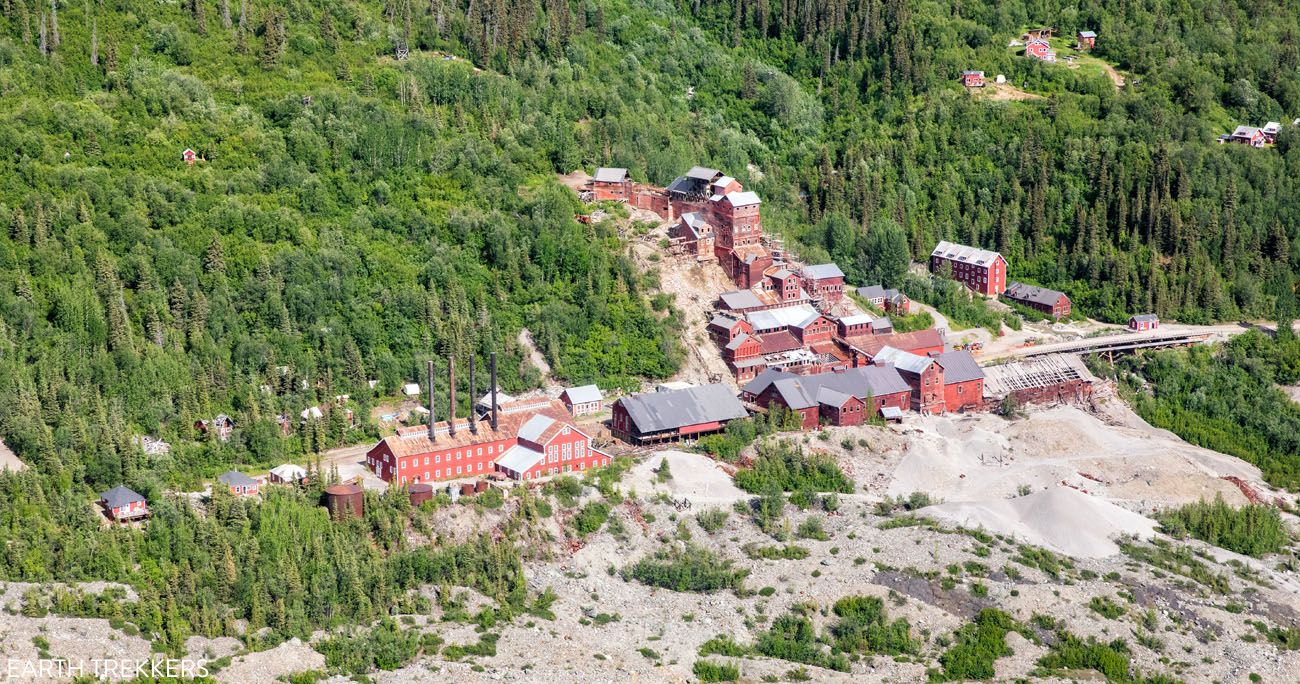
[923,486,1158,558]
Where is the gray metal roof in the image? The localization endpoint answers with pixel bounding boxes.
[857,285,887,300]
[725,333,753,351]
[816,388,855,408]
[100,485,144,508]
[1004,282,1069,307]
[937,350,984,383]
[932,240,1003,267]
[766,366,911,410]
[593,167,629,183]
[709,314,740,329]
[563,384,603,404]
[742,367,788,397]
[686,166,722,181]
[618,384,747,433]
[719,289,764,310]
[217,471,257,487]
[1078,30,1096,37]
[1130,313,1159,323]
[802,263,845,280]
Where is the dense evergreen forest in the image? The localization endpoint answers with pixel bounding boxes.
[0,0,1296,490]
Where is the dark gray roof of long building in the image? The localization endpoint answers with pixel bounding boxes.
[619,384,747,433]
[100,485,144,508]
[217,470,257,487]
[766,366,911,410]
[937,350,984,383]
[1005,281,1069,307]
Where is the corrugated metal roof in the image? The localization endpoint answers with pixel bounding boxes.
[563,384,603,404]
[749,304,819,332]
[593,167,629,183]
[1005,281,1069,307]
[496,444,545,473]
[517,414,557,443]
[725,191,762,207]
[768,366,911,410]
[873,346,933,374]
[1130,313,1159,323]
[931,240,1003,267]
[269,464,307,480]
[720,289,764,310]
[802,263,845,280]
[618,384,747,433]
[938,350,984,383]
[726,333,754,351]
[686,166,721,181]
[857,285,887,300]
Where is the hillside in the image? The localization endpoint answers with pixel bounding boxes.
[0,0,1298,681]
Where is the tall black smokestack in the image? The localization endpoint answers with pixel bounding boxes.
[448,357,457,437]
[490,352,499,430]
[468,355,478,434]
[427,360,436,442]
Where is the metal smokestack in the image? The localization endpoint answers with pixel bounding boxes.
[468,355,478,434]
[490,352,498,430]
[427,360,436,442]
[448,357,457,437]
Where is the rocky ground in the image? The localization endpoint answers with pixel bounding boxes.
[2,399,1298,683]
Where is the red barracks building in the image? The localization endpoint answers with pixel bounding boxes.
[930,241,1007,295]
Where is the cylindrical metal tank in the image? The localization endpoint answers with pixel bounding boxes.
[324,483,364,520]
[409,483,434,507]
[459,483,476,497]
[475,480,488,493]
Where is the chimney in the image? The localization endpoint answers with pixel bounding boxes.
[434,361,444,442]
[468,355,478,434]
[448,357,457,438]
[490,352,499,430]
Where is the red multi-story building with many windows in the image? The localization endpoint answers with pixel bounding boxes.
[930,241,1007,295]
[365,398,606,485]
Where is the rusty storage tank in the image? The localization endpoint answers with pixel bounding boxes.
[324,484,364,520]
[475,480,488,494]
[409,483,434,507]
[459,482,476,497]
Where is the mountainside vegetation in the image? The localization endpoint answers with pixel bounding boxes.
[0,0,1296,662]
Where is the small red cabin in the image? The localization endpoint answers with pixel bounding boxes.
[1077,31,1096,49]
[961,70,985,88]
[182,148,197,165]
[1129,314,1159,331]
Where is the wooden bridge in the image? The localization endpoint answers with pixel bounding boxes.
[992,324,1252,361]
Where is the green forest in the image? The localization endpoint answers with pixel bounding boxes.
[0,0,1297,665]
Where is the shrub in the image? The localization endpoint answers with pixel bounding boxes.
[1156,496,1290,557]
[693,659,740,682]
[795,516,829,541]
[733,440,854,494]
[830,595,917,655]
[696,509,729,534]
[573,502,610,536]
[1088,596,1126,620]
[928,609,1022,682]
[754,614,850,672]
[625,545,748,593]
[743,543,810,560]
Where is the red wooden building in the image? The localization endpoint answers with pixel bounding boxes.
[591,167,632,201]
[1129,314,1159,331]
[217,470,260,497]
[961,70,985,87]
[930,241,1007,295]
[937,350,985,412]
[800,263,846,303]
[611,384,748,444]
[495,414,609,480]
[744,365,912,429]
[1003,282,1072,319]
[99,486,149,522]
[1076,30,1096,49]
[873,347,947,414]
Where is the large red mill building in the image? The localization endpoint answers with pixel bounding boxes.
[930,241,1007,296]
[366,355,609,484]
